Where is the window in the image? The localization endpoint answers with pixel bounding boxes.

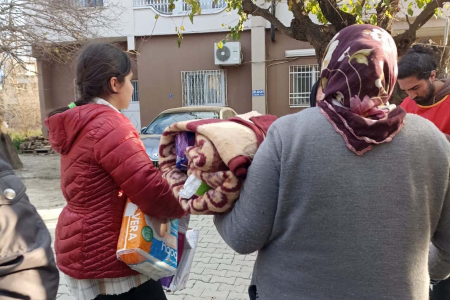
[289,65,319,107]
[131,80,139,102]
[181,70,227,107]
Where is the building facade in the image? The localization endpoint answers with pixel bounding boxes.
[36,0,450,131]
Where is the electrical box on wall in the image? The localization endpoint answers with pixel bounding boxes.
[214,42,242,65]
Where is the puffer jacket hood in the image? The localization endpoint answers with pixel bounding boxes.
[45,104,110,155]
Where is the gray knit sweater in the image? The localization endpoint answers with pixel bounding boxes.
[215,108,450,300]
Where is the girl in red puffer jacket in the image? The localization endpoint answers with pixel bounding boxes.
[45,43,186,300]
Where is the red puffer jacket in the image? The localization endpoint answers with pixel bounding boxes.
[45,104,185,279]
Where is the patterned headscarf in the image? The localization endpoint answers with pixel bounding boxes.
[318,24,406,155]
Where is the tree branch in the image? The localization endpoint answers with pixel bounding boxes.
[241,0,294,38]
[394,0,446,54]
[316,0,357,30]
[376,0,401,31]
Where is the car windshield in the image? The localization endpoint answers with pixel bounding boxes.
[143,111,220,135]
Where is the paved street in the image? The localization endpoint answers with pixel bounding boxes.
[17,155,254,300]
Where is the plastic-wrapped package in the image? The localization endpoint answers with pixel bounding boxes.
[175,132,195,171]
[117,200,178,280]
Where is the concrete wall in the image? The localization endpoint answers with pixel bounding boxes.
[136,31,252,126]
[265,30,317,117]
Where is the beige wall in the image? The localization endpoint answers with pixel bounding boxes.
[37,59,76,135]
[39,30,319,134]
[136,31,252,126]
[266,31,317,117]
[266,30,318,117]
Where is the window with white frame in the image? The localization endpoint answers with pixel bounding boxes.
[131,80,139,102]
[289,65,320,107]
[181,70,227,107]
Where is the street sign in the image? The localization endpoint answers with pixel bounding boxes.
[252,90,265,96]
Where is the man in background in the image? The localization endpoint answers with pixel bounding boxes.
[397,44,450,300]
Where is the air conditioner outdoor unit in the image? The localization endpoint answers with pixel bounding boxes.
[214,42,242,65]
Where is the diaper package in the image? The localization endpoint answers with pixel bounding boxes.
[117,199,178,280]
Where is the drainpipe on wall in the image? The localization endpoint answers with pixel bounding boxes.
[251,0,267,114]
[444,17,449,46]
[270,0,276,43]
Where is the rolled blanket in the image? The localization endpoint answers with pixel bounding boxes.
[159,112,277,215]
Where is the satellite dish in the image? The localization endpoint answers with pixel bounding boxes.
[216,45,231,62]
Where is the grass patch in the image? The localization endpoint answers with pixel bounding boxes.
[8,130,43,151]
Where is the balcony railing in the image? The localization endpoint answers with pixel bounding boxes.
[134,0,226,15]
[69,0,104,7]
[182,0,226,12]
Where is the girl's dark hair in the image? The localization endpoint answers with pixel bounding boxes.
[49,43,131,117]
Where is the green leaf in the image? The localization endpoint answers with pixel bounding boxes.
[417,0,424,9]
[370,14,377,25]
[434,8,442,17]
[169,3,175,10]
[217,41,223,49]
[342,4,349,12]
[155,14,159,19]
[407,3,413,16]
[177,38,182,48]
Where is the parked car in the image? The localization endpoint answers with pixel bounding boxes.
[140,106,237,168]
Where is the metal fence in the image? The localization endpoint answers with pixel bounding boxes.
[134,0,226,14]
[69,0,104,7]
[182,0,226,12]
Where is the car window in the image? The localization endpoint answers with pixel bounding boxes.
[143,111,220,135]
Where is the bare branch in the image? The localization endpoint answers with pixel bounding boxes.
[316,0,357,30]
[241,0,294,38]
[394,0,446,54]
[0,0,125,72]
[376,0,401,30]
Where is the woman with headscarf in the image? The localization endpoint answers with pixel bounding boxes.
[214,24,450,300]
